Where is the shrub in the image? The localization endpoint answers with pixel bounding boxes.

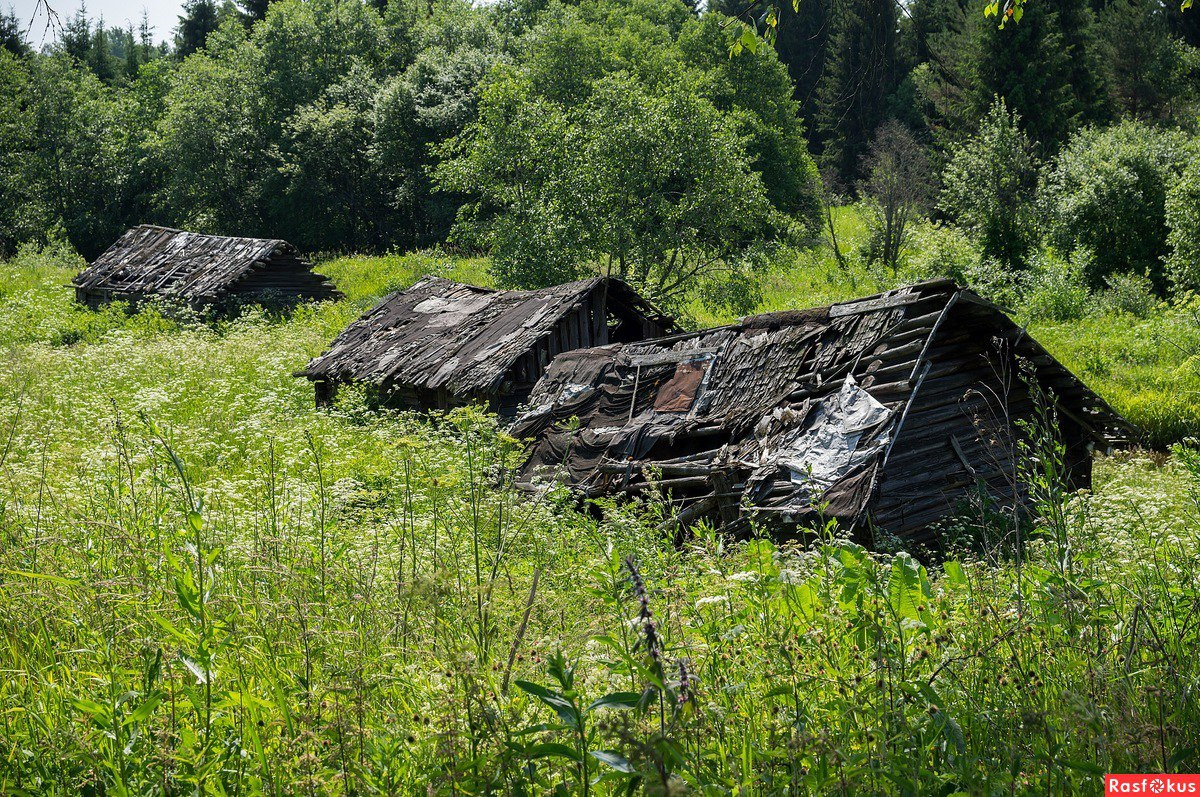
[1022,250,1091,322]
[1041,120,1190,293]
[1166,158,1200,292]
[905,222,1021,307]
[1100,271,1160,318]
[939,98,1041,270]
[906,223,981,284]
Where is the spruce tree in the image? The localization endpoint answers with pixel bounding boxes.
[87,17,118,82]
[241,0,272,24]
[60,5,93,63]
[1,10,29,56]
[813,0,899,186]
[1100,0,1193,119]
[124,25,139,78]
[176,0,219,57]
[772,0,833,128]
[920,0,1108,153]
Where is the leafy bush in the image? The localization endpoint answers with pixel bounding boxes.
[906,223,981,284]
[1166,158,1200,292]
[439,3,821,314]
[1099,271,1160,318]
[1041,120,1190,293]
[1022,250,1092,322]
[905,222,1021,306]
[939,98,1041,270]
[442,69,783,315]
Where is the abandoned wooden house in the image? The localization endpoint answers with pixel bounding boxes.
[73,225,341,310]
[512,280,1135,548]
[301,275,675,415]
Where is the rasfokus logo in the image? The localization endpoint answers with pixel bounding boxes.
[1106,775,1200,794]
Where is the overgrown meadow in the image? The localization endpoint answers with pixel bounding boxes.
[2,237,1200,794]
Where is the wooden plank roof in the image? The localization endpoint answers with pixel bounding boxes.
[73,225,334,304]
[302,276,672,398]
[512,280,1135,535]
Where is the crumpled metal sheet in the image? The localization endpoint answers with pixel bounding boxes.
[778,374,890,491]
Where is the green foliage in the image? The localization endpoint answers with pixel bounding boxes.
[1041,120,1191,292]
[1166,158,1200,291]
[1021,250,1092,322]
[1099,271,1160,318]
[939,98,1041,269]
[440,0,820,314]
[677,13,822,225]
[1099,0,1200,122]
[904,221,1026,307]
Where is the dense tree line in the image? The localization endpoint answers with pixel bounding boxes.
[0,0,1198,310]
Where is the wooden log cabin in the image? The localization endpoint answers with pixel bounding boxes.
[512,280,1136,549]
[73,225,341,311]
[301,276,675,417]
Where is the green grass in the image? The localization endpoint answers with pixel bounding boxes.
[1,239,1199,793]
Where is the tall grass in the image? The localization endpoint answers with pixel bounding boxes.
[1,239,1198,793]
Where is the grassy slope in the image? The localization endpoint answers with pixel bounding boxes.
[0,241,1198,792]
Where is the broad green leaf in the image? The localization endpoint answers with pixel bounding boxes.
[125,693,162,725]
[585,692,641,714]
[69,698,112,729]
[513,680,580,727]
[943,561,967,586]
[590,750,635,773]
[524,742,582,762]
[889,554,922,621]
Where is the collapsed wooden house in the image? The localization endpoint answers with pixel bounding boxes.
[512,280,1135,548]
[301,276,675,415]
[73,225,341,310]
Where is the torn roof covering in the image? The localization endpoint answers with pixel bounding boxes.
[512,279,1135,532]
[73,225,337,304]
[302,276,674,398]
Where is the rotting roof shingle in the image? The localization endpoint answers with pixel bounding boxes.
[302,275,673,398]
[512,280,1136,540]
[74,225,338,306]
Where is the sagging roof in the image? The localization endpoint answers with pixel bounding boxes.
[512,280,1135,539]
[302,276,674,400]
[74,225,340,308]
